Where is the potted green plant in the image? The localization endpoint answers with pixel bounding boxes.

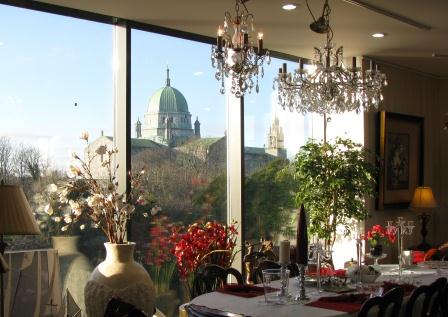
[290,137,377,255]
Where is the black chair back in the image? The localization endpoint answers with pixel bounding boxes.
[404,277,446,317]
[440,282,448,317]
[252,260,299,284]
[192,264,244,298]
[103,298,147,317]
[358,287,404,317]
[185,304,244,317]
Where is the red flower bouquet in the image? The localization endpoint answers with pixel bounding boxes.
[364,224,396,246]
[170,221,238,280]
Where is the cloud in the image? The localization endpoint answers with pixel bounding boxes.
[0,42,4,46]
[203,107,211,112]
[193,71,204,76]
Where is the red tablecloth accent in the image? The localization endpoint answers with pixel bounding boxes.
[305,293,369,313]
[216,284,278,298]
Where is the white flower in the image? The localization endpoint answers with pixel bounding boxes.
[142,212,148,218]
[69,200,82,216]
[44,204,54,216]
[80,224,86,230]
[87,194,103,207]
[121,204,135,215]
[95,145,107,155]
[61,225,69,232]
[136,195,147,205]
[54,216,62,223]
[64,215,72,224]
[47,184,58,193]
[150,206,162,216]
[80,131,89,142]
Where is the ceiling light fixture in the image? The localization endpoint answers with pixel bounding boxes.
[274,0,387,115]
[372,32,385,38]
[211,0,270,97]
[282,3,297,11]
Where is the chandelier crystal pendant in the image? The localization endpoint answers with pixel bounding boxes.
[211,0,271,98]
[274,0,387,115]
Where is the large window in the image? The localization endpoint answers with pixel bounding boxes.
[243,57,364,269]
[0,4,113,313]
[131,30,228,317]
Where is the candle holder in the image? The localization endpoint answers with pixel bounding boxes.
[355,236,363,289]
[295,264,309,301]
[386,218,414,280]
[279,263,290,298]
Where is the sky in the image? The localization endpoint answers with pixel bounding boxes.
[0,4,363,170]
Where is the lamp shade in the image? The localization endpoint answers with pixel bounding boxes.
[410,186,437,210]
[0,185,40,235]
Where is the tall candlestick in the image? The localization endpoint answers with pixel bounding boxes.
[279,240,290,265]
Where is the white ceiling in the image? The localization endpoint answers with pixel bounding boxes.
[37,0,448,77]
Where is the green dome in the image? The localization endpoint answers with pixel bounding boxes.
[148,85,189,113]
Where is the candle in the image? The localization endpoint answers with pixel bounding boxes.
[299,59,304,71]
[217,27,223,52]
[296,204,308,265]
[352,56,357,68]
[257,32,263,54]
[282,63,287,73]
[243,33,249,47]
[279,240,290,265]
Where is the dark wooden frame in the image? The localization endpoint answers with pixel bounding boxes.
[377,111,424,210]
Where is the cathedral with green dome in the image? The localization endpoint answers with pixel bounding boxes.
[136,68,200,146]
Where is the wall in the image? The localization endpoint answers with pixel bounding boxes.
[363,60,441,262]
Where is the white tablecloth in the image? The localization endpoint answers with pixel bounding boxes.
[188,264,448,317]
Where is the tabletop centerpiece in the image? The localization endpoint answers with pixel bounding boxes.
[57,132,157,317]
[364,224,396,257]
[170,221,238,300]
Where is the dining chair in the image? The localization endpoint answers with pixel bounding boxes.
[192,264,244,298]
[358,286,404,317]
[440,282,448,316]
[404,277,446,317]
[252,260,299,284]
[185,303,244,317]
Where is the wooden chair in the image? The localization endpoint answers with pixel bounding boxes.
[252,260,299,284]
[192,264,244,298]
[404,277,447,317]
[440,282,448,317]
[358,287,404,317]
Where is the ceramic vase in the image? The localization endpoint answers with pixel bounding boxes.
[52,235,92,316]
[84,242,155,317]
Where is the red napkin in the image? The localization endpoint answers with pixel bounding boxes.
[216,284,278,298]
[305,293,369,313]
[382,281,416,296]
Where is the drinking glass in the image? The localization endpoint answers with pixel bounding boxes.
[261,269,290,304]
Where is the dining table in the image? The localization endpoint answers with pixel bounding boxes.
[179,263,448,317]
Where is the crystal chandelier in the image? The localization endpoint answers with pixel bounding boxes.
[274,0,387,115]
[211,0,270,97]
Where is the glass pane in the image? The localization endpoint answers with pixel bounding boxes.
[243,57,364,269]
[0,4,113,314]
[131,30,228,316]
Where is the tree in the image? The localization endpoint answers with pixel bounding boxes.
[0,136,13,182]
[244,159,296,241]
[290,137,377,251]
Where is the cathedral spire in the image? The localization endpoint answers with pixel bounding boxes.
[166,66,171,87]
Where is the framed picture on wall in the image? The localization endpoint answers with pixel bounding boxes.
[377,111,424,210]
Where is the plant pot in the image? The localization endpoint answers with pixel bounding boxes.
[370,244,383,256]
[84,242,155,317]
[52,235,92,316]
